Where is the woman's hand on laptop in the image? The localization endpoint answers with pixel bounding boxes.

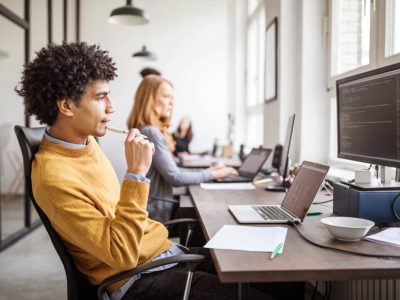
[210,166,238,179]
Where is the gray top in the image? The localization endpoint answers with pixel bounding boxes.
[142,125,213,199]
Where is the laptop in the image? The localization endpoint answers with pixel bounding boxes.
[228,161,329,223]
[216,148,272,183]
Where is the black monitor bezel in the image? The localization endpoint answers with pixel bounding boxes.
[281,114,295,178]
[336,62,400,168]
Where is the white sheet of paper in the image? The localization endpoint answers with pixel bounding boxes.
[200,183,255,190]
[364,228,400,247]
[204,225,287,252]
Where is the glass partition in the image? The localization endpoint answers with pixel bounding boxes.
[0,8,26,243]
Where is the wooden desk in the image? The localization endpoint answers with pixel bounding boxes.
[189,185,400,284]
[180,156,241,168]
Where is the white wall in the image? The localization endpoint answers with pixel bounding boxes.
[79,0,238,179]
[263,0,301,162]
[299,0,330,163]
[263,0,330,166]
[231,0,246,149]
[279,0,301,162]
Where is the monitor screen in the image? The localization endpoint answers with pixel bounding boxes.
[239,148,271,175]
[281,114,295,178]
[336,63,400,168]
[265,114,295,191]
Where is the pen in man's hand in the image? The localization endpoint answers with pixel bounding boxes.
[107,126,149,140]
[270,242,283,260]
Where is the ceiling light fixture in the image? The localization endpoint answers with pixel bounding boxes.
[0,50,9,59]
[132,45,157,61]
[108,0,149,25]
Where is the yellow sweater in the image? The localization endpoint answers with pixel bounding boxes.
[32,137,172,292]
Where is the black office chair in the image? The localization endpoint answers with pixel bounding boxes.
[149,195,199,243]
[14,125,204,300]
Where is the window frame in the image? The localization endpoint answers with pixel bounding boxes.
[244,0,266,147]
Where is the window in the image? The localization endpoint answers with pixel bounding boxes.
[328,0,400,166]
[385,0,400,57]
[247,0,260,17]
[330,0,370,76]
[245,1,265,147]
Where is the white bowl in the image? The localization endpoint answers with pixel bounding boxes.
[321,217,374,241]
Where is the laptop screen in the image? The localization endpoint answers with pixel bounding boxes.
[239,148,272,176]
[281,161,329,221]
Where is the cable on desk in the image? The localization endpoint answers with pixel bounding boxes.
[320,180,334,197]
[313,199,333,204]
[391,193,400,222]
[291,222,400,259]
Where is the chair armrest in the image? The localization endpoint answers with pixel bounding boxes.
[163,218,198,227]
[163,218,199,247]
[97,254,205,300]
[149,196,179,204]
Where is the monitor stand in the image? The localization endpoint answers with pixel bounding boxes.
[265,180,291,192]
[343,180,400,191]
[344,165,400,191]
[396,168,400,182]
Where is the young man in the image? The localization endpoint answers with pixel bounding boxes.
[16,42,242,300]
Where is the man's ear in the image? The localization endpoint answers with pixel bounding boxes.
[57,99,75,117]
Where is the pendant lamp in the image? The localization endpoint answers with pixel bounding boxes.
[108,0,149,25]
[132,45,157,61]
[0,50,9,59]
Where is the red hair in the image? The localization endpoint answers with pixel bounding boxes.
[127,75,175,151]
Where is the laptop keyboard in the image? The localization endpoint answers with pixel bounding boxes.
[252,205,293,221]
[224,175,248,181]
[221,175,249,182]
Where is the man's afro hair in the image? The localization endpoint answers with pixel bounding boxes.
[16,42,117,125]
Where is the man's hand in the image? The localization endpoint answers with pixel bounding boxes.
[125,129,155,176]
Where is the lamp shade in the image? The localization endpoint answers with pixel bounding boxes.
[132,45,157,61]
[108,0,149,25]
[0,50,9,59]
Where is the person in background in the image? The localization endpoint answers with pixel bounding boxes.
[172,117,192,157]
[140,67,161,78]
[127,75,238,222]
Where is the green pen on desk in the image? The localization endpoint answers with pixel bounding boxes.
[270,243,283,260]
[306,212,323,216]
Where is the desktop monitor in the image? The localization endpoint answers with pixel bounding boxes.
[265,114,295,191]
[337,63,400,169]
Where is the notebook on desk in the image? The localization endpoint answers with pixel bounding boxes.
[229,161,329,223]
[215,148,272,183]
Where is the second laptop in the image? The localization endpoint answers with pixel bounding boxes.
[215,148,272,183]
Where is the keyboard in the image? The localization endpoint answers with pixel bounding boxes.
[216,175,251,182]
[252,205,295,221]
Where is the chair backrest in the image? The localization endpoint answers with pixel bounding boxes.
[14,125,98,300]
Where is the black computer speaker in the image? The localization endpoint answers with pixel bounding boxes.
[272,144,283,169]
